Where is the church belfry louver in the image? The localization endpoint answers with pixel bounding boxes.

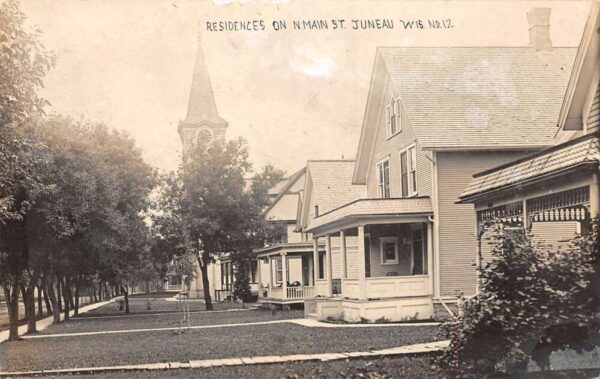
[178,35,227,151]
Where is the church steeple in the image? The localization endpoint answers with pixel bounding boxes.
[178,34,227,147]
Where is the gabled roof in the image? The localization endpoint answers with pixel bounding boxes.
[298,160,367,229]
[458,133,600,202]
[380,46,576,149]
[557,2,600,131]
[354,45,577,183]
[263,168,306,221]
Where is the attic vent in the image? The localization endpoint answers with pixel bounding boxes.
[315,205,319,217]
[527,8,552,51]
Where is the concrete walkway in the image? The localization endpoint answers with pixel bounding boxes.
[0,297,121,344]
[20,318,440,340]
[0,339,450,377]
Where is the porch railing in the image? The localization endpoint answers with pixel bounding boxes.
[166,284,183,292]
[287,286,315,300]
[268,286,315,300]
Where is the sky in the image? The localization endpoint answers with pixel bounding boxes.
[20,0,592,175]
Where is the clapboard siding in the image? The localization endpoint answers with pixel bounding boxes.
[587,80,600,130]
[436,151,532,297]
[329,236,359,279]
[530,221,579,246]
[366,75,432,199]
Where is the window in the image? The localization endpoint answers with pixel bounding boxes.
[386,98,402,137]
[377,159,390,198]
[380,237,399,265]
[318,252,325,279]
[314,205,319,217]
[275,258,289,284]
[411,224,427,275]
[400,146,417,197]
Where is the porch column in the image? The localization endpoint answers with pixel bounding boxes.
[257,258,262,288]
[325,234,333,297]
[268,256,273,292]
[591,171,600,219]
[313,238,319,285]
[340,230,347,280]
[357,225,367,300]
[427,222,434,296]
[281,252,288,298]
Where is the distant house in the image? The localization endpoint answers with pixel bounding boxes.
[458,4,600,274]
[303,8,578,322]
[255,161,366,306]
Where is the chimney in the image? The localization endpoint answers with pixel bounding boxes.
[527,8,552,51]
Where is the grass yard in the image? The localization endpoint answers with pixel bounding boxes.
[81,355,438,378]
[0,296,443,376]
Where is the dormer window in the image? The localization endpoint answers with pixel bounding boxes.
[386,97,402,137]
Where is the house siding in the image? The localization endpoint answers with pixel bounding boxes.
[367,75,432,199]
[436,151,532,297]
[588,79,600,130]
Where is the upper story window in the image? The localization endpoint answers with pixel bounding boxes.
[377,159,390,198]
[386,97,402,137]
[400,145,417,197]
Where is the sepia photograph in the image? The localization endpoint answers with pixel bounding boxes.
[0,0,599,377]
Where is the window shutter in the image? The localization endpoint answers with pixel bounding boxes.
[394,99,402,132]
[385,104,391,134]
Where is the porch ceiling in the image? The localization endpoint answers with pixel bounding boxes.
[306,197,433,235]
[254,242,324,257]
[459,133,600,203]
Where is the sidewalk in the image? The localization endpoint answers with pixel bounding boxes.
[0,339,450,377]
[0,297,120,344]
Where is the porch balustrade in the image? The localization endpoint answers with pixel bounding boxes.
[166,284,183,291]
[268,286,315,300]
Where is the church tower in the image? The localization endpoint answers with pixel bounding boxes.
[178,35,227,152]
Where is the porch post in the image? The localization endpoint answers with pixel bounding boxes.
[313,238,319,285]
[268,256,273,292]
[257,258,262,287]
[591,171,600,219]
[357,225,367,301]
[325,234,333,297]
[281,252,288,298]
[427,222,434,296]
[340,230,347,280]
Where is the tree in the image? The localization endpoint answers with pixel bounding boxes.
[0,0,54,341]
[436,220,600,376]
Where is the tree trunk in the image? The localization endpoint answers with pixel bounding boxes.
[146,281,150,296]
[120,285,130,313]
[3,283,21,341]
[42,284,52,316]
[74,285,80,316]
[197,255,213,310]
[25,280,38,334]
[46,276,60,324]
[92,284,97,303]
[97,282,102,301]
[57,279,63,312]
[36,285,43,316]
[20,285,28,322]
[61,277,70,321]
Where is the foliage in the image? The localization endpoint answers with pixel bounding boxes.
[435,220,600,377]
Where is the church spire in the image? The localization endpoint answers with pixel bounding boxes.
[178,33,227,145]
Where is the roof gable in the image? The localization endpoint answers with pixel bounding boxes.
[263,168,306,221]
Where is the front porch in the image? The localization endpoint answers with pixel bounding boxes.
[307,198,435,322]
[255,242,324,304]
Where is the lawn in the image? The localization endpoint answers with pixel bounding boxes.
[0,297,443,375]
[81,355,438,378]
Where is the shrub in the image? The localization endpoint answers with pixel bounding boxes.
[435,219,599,377]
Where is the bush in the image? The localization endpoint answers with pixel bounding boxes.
[435,219,599,377]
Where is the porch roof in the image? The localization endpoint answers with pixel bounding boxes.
[459,133,600,203]
[254,241,324,257]
[306,197,433,235]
